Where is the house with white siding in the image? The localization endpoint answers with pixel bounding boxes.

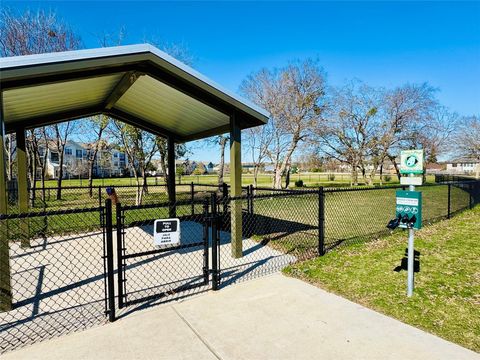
[37,140,128,179]
[445,158,480,175]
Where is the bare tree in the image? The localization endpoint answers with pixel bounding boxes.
[156,138,188,192]
[53,122,77,199]
[203,135,229,186]
[112,121,158,204]
[244,125,272,187]
[26,127,51,203]
[0,8,81,57]
[240,59,326,188]
[82,115,110,196]
[381,83,438,181]
[454,115,480,178]
[315,81,438,185]
[0,8,81,191]
[314,82,381,185]
[4,134,15,182]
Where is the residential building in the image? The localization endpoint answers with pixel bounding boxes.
[445,158,480,174]
[37,140,128,179]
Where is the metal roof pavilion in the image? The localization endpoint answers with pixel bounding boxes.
[0,44,263,275]
[0,43,268,142]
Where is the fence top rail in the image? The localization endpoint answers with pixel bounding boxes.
[119,198,208,211]
[0,206,103,220]
[14,183,248,191]
[230,189,319,201]
[22,184,169,190]
[8,179,478,194]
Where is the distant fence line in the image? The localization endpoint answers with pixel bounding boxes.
[4,173,478,212]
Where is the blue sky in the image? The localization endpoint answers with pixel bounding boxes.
[5,1,480,162]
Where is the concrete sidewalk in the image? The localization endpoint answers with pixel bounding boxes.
[4,274,478,360]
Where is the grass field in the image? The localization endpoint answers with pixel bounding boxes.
[4,182,472,251]
[283,205,480,352]
[33,173,437,188]
[247,184,470,257]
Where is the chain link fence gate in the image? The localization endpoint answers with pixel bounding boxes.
[0,205,113,354]
[114,197,215,314]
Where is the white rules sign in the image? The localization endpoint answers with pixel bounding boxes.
[153,219,180,246]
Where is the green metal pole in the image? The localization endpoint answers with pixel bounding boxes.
[0,91,13,311]
[230,112,242,258]
[167,137,176,218]
[16,127,30,248]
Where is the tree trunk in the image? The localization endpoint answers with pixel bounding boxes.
[6,134,13,181]
[40,147,48,202]
[29,148,37,206]
[273,138,299,189]
[88,159,95,197]
[134,170,142,206]
[253,165,260,188]
[351,162,359,186]
[285,164,291,188]
[56,151,64,200]
[274,165,283,189]
[379,163,384,186]
[389,155,401,181]
[142,167,148,196]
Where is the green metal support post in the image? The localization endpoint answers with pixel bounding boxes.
[230,112,242,258]
[0,91,13,311]
[168,136,176,218]
[15,126,30,247]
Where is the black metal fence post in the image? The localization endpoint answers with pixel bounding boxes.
[447,184,451,219]
[470,183,474,209]
[211,193,219,290]
[222,182,228,198]
[222,182,229,218]
[318,186,326,256]
[116,202,125,309]
[249,184,254,215]
[202,198,209,285]
[104,199,116,322]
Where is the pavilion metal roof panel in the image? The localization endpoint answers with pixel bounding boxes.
[0,44,268,141]
[3,74,123,124]
[114,75,229,137]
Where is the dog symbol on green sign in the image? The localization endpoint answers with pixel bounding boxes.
[405,155,418,168]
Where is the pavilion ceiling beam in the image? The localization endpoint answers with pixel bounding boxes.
[103,71,144,110]
[105,108,180,141]
[0,64,138,91]
[4,106,104,133]
[180,124,230,143]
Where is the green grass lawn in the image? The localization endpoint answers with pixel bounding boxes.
[33,173,437,188]
[283,205,480,352]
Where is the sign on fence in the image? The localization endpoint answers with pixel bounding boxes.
[153,219,181,246]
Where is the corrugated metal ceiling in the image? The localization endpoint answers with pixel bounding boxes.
[114,76,229,137]
[4,74,123,123]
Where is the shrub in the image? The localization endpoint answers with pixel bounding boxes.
[384,175,392,182]
[295,179,304,187]
[328,173,335,181]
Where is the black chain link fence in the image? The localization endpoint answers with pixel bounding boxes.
[1,179,478,354]
[0,206,107,354]
[115,197,213,313]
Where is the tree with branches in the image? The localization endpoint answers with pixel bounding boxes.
[240,59,327,188]
[82,115,110,197]
[454,115,480,178]
[0,8,81,193]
